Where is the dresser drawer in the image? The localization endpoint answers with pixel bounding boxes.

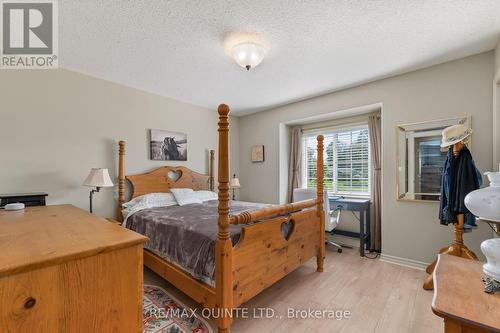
[0,245,143,333]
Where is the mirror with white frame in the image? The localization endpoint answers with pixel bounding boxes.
[396,116,470,202]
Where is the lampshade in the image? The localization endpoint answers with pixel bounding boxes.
[464,169,500,285]
[83,168,114,188]
[231,42,265,71]
[464,171,500,222]
[230,177,241,188]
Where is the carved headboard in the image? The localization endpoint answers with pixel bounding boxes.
[117,141,215,220]
[127,166,210,198]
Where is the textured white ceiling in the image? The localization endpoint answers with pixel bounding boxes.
[60,1,500,115]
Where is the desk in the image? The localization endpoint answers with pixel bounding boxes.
[432,254,500,332]
[329,197,371,257]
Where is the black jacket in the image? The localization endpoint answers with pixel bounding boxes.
[439,146,482,230]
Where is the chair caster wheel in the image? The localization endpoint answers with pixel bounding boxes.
[337,249,342,253]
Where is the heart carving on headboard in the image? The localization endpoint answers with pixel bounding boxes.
[280,218,295,241]
[167,170,182,182]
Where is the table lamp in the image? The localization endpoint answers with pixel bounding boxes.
[464,166,500,293]
[229,174,241,200]
[83,168,114,213]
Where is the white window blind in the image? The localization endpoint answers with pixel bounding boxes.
[303,125,370,196]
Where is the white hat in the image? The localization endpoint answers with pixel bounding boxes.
[440,124,472,148]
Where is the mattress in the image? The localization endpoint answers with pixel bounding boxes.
[125,200,271,285]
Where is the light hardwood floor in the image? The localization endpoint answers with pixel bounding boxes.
[144,246,443,333]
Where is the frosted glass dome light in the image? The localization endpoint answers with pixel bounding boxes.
[231,42,265,71]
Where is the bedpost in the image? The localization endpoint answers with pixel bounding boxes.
[210,149,215,192]
[216,104,232,333]
[316,135,325,272]
[117,140,126,222]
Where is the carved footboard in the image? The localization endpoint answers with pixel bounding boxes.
[218,104,325,333]
[232,208,321,306]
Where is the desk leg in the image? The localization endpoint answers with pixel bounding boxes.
[360,210,365,257]
[366,205,371,251]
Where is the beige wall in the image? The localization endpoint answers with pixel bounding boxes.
[238,52,494,264]
[0,69,239,218]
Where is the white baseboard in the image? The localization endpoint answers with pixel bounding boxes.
[379,253,429,271]
[327,234,430,271]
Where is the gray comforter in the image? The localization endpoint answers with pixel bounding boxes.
[126,200,270,285]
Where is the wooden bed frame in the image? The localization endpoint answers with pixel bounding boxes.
[117,104,325,333]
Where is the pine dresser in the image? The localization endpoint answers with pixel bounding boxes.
[432,254,500,333]
[0,204,148,333]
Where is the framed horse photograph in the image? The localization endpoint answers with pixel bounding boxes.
[150,129,187,161]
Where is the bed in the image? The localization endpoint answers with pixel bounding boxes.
[117,104,325,333]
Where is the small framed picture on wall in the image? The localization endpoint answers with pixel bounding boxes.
[251,145,265,162]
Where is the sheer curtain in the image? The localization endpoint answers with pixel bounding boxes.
[288,126,302,202]
[368,115,382,251]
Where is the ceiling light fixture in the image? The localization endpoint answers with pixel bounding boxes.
[231,42,266,71]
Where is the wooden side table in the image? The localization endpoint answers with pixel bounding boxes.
[432,254,500,332]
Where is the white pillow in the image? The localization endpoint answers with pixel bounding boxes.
[122,192,177,209]
[170,188,203,206]
[121,192,178,228]
[194,190,218,202]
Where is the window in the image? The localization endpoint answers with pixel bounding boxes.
[302,125,370,196]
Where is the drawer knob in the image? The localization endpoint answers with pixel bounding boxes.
[24,297,36,309]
